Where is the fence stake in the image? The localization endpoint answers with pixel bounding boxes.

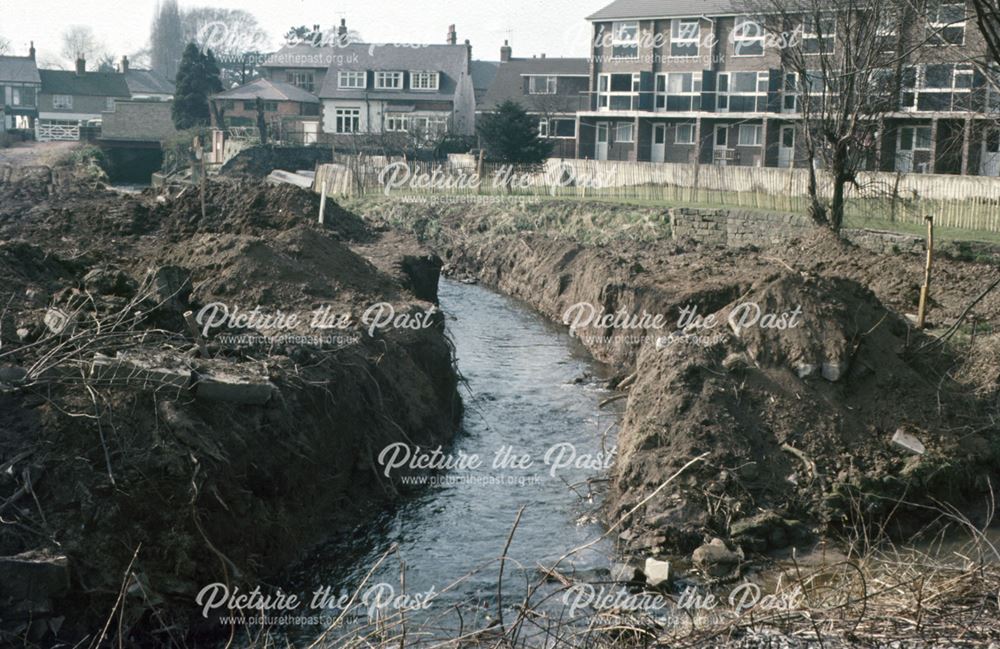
[319,180,327,225]
[917,216,934,330]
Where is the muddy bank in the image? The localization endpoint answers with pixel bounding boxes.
[0,171,461,646]
[352,198,1000,561]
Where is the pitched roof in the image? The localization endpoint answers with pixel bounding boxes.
[124,69,175,96]
[470,60,500,92]
[0,56,41,84]
[261,45,343,69]
[39,69,131,98]
[213,78,319,103]
[479,58,589,113]
[587,0,736,20]
[316,43,470,101]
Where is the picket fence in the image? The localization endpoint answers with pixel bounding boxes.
[313,156,1000,233]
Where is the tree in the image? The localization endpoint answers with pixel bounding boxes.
[60,25,106,66]
[477,101,553,164]
[96,53,118,73]
[151,0,184,81]
[183,8,270,86]
[746,0,920,232]
[970,0,1000,67]
[172,43,223,130]
[0,37,10,56]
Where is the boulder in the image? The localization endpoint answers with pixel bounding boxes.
[692,538,741,578]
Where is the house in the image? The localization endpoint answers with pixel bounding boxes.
[210,78,321,144]
[0,43,41,132]
[259,20,352,95]
[470,60,500,105]
[479,43,589,158]
[120,56,175,100]
[37,57,130,141]
[581,0,1000,176]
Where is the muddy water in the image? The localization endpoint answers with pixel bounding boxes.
[291,279,622,640]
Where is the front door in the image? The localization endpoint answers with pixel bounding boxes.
[713,124,729,166]
[896,126,916,173]
[596,122,609,160]
[982,130,1000,177]
[778,125,795,168]
[651,123,666,163]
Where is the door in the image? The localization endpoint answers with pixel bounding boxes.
[651,123,666,163]
[982,130,1000,177]
[596,122,609,160]
[896,127,915,173]
[713,124,729,166]
[778,125,795,168]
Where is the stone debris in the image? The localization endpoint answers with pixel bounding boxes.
[892,428,926,455]
[643,557,671,587]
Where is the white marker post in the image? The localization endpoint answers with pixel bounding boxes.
[319,180,328,225]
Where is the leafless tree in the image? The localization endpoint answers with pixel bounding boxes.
[0,37,10,56]
[151,0,184,81]
[60,25,107,67]
[746,0,922,231]
[970,0,1000,65]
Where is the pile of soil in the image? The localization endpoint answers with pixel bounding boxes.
[356,198,1000,557]
[0,174,461,646]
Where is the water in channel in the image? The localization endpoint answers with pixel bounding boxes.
[288,278,623,643]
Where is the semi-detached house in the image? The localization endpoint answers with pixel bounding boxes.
[579,0,1000,176]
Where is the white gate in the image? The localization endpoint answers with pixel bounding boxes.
[36,122,80,142]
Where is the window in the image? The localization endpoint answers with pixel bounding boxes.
[529,76,557,94]
[928,3,966,45]
[385,113,409,131]
[802,15,835,54]
[411,71,439,90]
[733,16,764,56]
[611,21,639,59]
[676,123,695,144]
[783,73,798,112]
[338,71,367,89]
[717,71,769,112]
[335,107,361,133]
[287,71,315,92]
[615,122,634,142]
[655,72,702,111]
[670,19,700,57]
[52,94,73,109]
[539,118,576,138]
[375,71,403,89]
[11,87,35,107]
[899,126,932,151]
[597,73,641,110]
[738,124,762,146]
[409,115,448,139]
[901,63,975,111]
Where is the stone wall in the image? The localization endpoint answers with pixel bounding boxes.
[669,207,1000,262]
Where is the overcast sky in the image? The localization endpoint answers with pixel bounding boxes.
[0,0,607,67]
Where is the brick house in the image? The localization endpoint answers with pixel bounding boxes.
[37,57,130,141]
[478,43,589,158]
[580,0,1000,176]
[211,78,321,144]
[0,44,41,132]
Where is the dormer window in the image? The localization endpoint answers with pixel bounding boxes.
[411,71,439,90]
[338,71,366,89]
[375,71,404,89]
[528,76,557,94]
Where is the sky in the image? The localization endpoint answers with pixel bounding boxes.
[0,0,609,67]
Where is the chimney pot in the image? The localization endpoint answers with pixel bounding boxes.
[75,56,86,75]
[121,55,129,73]
[28,41,36,60]
[447,24,457,45]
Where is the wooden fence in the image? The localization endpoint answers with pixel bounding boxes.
[314,157,1000,233]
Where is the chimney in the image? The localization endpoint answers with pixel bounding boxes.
[540,53,546,58]
[337,18,348,43]
[447,24,457,45]
[75,55,86,75]
[500,40,512,62]
[120,55,129,73]
[28,41,35,60]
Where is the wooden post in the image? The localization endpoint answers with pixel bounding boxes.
[319,180,327,225]
[476,148,485,194]
[917,216,934,329]
[193,136,206,220]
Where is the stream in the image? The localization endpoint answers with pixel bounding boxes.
[288,278,623,643]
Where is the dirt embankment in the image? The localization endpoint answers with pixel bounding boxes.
[0,170,461,646]
[354,198,1000,558]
